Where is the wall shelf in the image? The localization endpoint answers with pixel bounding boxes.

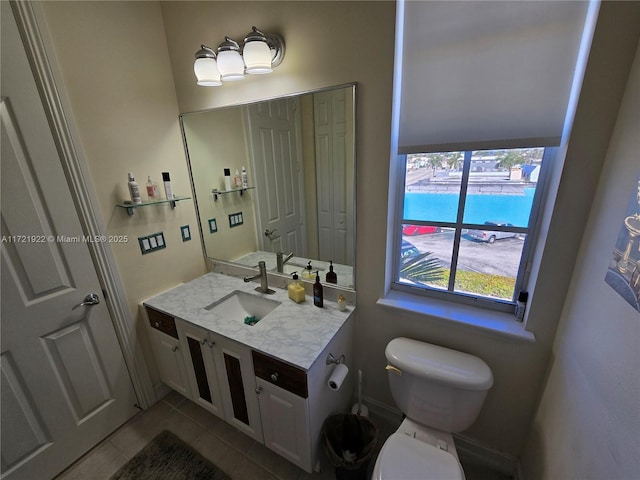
[116,196,191,216]
[212,187,254,201]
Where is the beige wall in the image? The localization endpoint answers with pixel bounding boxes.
[39,2,206,342]
[35,0,640,465]
[521,34,640,480]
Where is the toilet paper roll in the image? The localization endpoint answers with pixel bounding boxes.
[328,363,349,391]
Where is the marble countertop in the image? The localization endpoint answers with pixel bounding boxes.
[143,272,353,371]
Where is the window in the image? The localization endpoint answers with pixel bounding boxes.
[388,0,592,315]
[394,147,550,311]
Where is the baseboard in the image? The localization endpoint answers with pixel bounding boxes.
[153,382,171,404]
[358,394,518,478]
[453,433,518,477]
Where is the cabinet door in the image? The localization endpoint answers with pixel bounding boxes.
[256,377,311,472]
[148,328,190,398]
[176,321,225,419]
[213,336,263,442]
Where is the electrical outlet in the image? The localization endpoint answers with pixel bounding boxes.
[208,218,218,233]
[181,225,191,241]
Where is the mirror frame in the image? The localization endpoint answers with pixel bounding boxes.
[179,83,358,291]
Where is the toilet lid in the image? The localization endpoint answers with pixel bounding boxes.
[372,433,465,480]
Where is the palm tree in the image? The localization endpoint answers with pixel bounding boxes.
[428,154,444,176]
[496,151,526,171]
[400,252,445,285]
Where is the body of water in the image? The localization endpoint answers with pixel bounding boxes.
[404,188,536,227]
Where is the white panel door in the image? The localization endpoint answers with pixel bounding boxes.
[314,89,354,265]
[1,5,138,479]
[245,98,306,256]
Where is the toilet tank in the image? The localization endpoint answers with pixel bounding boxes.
[385,337,493,433]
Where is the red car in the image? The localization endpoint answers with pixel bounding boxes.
[402,224,441,236]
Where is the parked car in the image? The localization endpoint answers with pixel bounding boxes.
[402,224,441,236]
[466,221,518,243]
[401,240,420,259]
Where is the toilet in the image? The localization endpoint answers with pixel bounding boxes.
[372,337,494,480]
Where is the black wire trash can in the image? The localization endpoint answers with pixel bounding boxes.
[322,414,379,480]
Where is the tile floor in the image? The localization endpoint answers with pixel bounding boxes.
[55,391,512,480]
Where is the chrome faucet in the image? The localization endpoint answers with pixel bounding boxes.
[243,261,275,294]
[276,251,295,273]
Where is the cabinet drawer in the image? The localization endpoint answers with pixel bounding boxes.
[146,307,178,339]
[252,350,307,398]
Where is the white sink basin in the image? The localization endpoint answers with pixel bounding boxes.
[204,290,281,325]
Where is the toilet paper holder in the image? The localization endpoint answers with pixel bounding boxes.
[326,353,345,365]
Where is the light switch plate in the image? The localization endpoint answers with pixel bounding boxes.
[138,232,166,255]
[229,211,244,228]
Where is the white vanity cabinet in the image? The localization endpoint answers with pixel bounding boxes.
[214,335,264,442]
[144,307,190,398]
[142,272,355,474]
[174,319,263,442]
[174,319,225,420]
[253,350,312,472]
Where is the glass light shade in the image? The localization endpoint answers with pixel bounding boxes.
[217,50,245,81]
[194,57,221,86]
[243,41,272,74]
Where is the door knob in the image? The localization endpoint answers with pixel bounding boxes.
[264,228,278,239]
[72,293,100,310]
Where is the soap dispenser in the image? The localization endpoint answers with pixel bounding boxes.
[326,260,337,284]
[288,272,305,303]
[302,261,314,280]
[313,271,324,308]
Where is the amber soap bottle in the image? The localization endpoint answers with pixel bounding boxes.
[313,271,324,308]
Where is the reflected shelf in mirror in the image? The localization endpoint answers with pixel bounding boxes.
[233,251,354,289]
[212,186,255,200]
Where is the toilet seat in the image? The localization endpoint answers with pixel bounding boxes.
[372,432,465,480]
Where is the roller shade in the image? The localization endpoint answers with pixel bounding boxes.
[398,1,590,154]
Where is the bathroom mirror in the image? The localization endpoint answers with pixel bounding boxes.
[181,84,356,289]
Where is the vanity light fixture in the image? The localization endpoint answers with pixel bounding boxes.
[216,36,245,81]
[194,45,221,86]
[193,26,285,86]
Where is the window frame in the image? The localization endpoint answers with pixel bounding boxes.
[391,147,556,313]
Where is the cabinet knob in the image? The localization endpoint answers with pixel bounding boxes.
[270,372,279,382]
[171,345,179,352]
[207,340,215,348]
[200,338,207,345]
[154,321,160,328]
[255,386,263,395]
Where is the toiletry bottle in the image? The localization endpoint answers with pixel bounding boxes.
[234,169,242,188]
[313,271,324,308]
[302,261,314,280]
[326,260,337,284]
[146,176,159,201]
[241,166,249,188]
[224,168,232,191]
[162,172,173,200]
[128,173,142,204]
[288,272,305,303]
[515,291,528,321]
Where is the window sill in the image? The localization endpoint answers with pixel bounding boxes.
[377,290,535,343]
